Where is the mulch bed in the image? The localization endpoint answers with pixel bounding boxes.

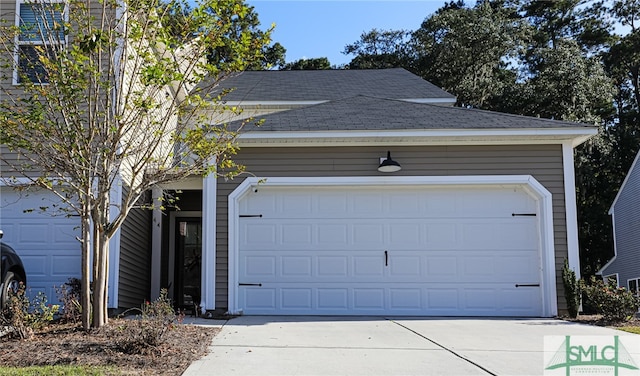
[563,314,640,328]
[0,319,219,375]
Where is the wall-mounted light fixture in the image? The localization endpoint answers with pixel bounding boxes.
[378,151,402,173]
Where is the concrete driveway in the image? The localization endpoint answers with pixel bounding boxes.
[183,316,629,376]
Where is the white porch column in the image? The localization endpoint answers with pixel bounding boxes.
[107,177,123,309]
[201,172,217,313]
[563,142,581,279]
[150,186,163,300]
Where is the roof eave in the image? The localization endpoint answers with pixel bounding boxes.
[237,128,598,148]
[221,97,456,107]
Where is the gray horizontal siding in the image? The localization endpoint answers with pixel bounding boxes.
[215,144,569,312]
[607,159,640,288]
[118,194,152,310]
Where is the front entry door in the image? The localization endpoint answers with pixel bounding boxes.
[175,218,202,312]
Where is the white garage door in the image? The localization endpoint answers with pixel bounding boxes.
[237,185,543,316]
[0,187,81,303]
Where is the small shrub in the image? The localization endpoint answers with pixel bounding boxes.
[562,259,582,318]
[55,278,82,324]
[1,284,59,339]
[109,289,184,354]
[583,276,639,322]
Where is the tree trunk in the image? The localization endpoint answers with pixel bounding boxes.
[92,226,109,328]
[81,210,92,331]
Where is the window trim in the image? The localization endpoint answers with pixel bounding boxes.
[628,278,640,296]
[13,0,67,85]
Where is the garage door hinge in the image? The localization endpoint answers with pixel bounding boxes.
[239,214,263,218]
[512,213,536,217]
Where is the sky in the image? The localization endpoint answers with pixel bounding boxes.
[247,0,449,66]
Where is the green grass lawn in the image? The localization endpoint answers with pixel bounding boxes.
[616,326,640,335]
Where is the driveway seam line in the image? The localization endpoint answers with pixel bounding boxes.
[388,319,498,376]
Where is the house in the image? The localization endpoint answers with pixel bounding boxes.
[2,67,597,317]
[597,150,640,290]
[152,68,595,317]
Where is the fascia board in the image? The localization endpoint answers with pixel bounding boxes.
[236,128,598,147]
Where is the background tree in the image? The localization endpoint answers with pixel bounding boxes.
[0,0,270,329]
[342,29,413,70]
[280,57,331,70]
[342,0,639,279]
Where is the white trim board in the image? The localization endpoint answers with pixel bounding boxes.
[237,128,597,148]
[227,175,558,317]
[562,143,581,280]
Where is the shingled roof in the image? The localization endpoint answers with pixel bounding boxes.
[213,68,455,102]
[237,95,594,131]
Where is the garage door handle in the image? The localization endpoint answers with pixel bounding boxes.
[385,250,388,266]
[239,283,262,287]
[515,284,540,287]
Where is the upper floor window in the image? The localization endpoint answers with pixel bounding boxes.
[15,0,66,84]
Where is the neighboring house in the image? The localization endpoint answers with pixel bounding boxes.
[598,150,640,290]
[2,66,597,317]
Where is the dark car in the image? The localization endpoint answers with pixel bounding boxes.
[0,231,27,309]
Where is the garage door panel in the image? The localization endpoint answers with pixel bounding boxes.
[239,283,541,316]
[501,288,540,312]
[390,288,422,309]
[1,188,81,306]
[316,193,348,215]
[427,288,459,309]
[353,224,384,244]
[238,185,543,316]
[317,256,348,276]
[281,256,312,276]
[281,288,312,309]
[389,256,421,276]
[426,223,458,247]
[463,257,496,277]
[243,288,276,310]
[241,249,539,284]
[353,256,384,276]
[243,223,277,245]
[18,224,50,243]
[353,288,385,309]
[243,255,276,277]
[464,289,498,310]
[426,257,458,277]
[282,193,313,214]
[243,187,538,220]
[352,193,383,214]
[282,224,312,244]
[20,255,47,276]
[317,224,348,244]
[317,288,348,309]
[51,256,79,275]
[389,224,421,245]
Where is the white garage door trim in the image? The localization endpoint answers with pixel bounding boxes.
[227,175,557,317]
